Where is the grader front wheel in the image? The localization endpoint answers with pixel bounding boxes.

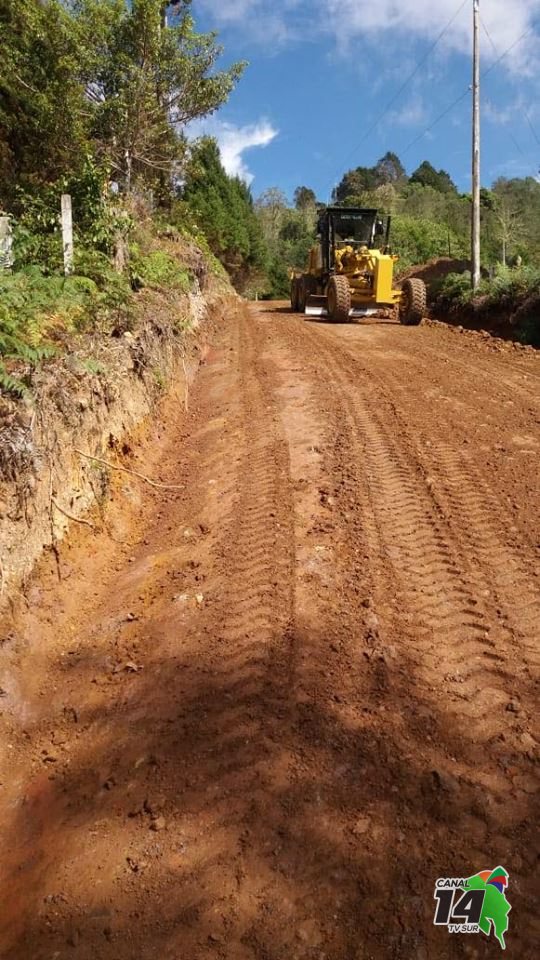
[400,277,427,326]
[327,275,351,323]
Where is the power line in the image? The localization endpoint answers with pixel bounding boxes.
[524,112,540,148]
[328,0,469,196]
[480,18,527,161]
[402,89,469,156]
[401,18,539,159]
[480,16,540,172]
[482,23,535,78]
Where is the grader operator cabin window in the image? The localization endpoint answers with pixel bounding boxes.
[333,211,377,245]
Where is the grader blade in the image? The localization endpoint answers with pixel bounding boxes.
[305,295,328,317]
[350,307,381,318]
[305,295,382,320]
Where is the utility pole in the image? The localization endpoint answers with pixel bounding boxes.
[472,0,481,290]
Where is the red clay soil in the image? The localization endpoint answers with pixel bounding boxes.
[398,257,470,288]
[0,302,539,959]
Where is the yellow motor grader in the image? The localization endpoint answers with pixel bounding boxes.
[290,207,426,325]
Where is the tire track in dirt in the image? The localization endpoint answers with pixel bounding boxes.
[313,324,540,679]
[258,308,539,955]
[418,337,540,406]
[276,315,538,758]
[1,302,539,960]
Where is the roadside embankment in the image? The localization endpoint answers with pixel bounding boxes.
[402,257,540,347]
[0,237,237,605]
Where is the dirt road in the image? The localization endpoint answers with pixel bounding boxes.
[1,302,539,959]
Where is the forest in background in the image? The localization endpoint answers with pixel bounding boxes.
[253,151,540,299]
[1,0,540,390]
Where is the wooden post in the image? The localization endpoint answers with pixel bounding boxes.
[471,0,481,290]
[0,216,13,269]
[61,194,74,275]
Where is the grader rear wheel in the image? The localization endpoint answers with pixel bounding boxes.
[290,278,299,312]
[400,277,427,326]
[296,277,307,313]
[327,275,351,323]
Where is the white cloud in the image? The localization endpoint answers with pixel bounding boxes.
[188,118,278,184]
[197,0,540,74]
[323,0,540,71]
[196,0,299,45]
[388,94,428,127]
[485,100,516,126]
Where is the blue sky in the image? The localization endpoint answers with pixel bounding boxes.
[189,0,540,201]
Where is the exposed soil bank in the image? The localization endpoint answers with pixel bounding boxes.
[0,274,236,603]
[403,257,539,346]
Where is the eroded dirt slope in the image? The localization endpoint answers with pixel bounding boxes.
[0,302,539,959]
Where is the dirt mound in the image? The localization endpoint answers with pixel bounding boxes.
[398,256,470,292]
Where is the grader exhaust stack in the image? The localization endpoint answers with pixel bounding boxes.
[290,207,426,326]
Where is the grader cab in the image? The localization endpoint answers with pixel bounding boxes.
[290,207,426,326]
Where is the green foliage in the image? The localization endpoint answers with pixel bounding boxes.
[375,151,407,186]
[0,254,133,394]
[482,264,540,307]
[80,357,106,376]
[253,185,319,298]
[73,0,245,193]
[263,258,290,299]
[334,166,378,203]
[0,0,90,207]
[182,138,267,291]
[130,247,192,291]
[335,153,457,205]
[73,248,132,314]
[0,269,61,394]
[391,215,468,271]
[1,1,245,207]
[12,158,132,273]
[436,271,474,305]
[0,0,245,393]
[294,186,317,210]
[12,188,64,271]
[435,267,540,346]
[410,161,457,194]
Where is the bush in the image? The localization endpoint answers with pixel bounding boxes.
[391,215,468,273]
[487,264,540,304]
[129,247,192,292]
[0,255,134,394]
[434,266,540,346]
[436,271,474,306]
[12,160,133,272]
[74,249,132,315]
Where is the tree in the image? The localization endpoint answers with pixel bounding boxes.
[374,151,407,186]
[333,167,378,203]
[0,0,89,207]
[182,137,266,290]
[373,184,399,214]
[493,199,524,266]
[293,186,316,211]
[254,188,318,297]
[390,215,467,269]
[255,188,289,254]
[410,161,457,194]
[490,179,529,265]
[72,0,245,193]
